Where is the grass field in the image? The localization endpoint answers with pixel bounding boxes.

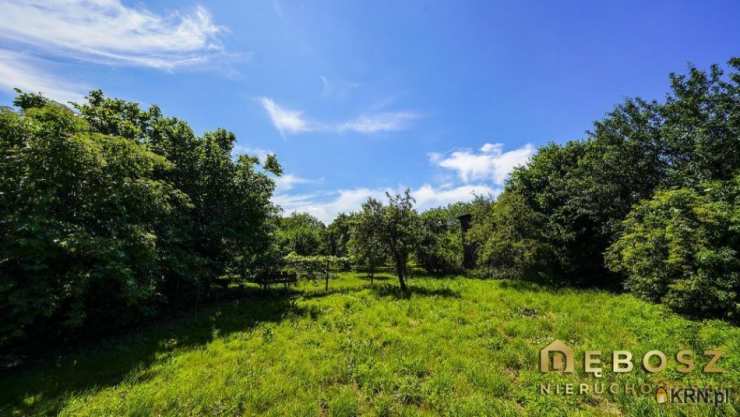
[1,273,738,417]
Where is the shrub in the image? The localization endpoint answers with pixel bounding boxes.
[606,177,740,321]
[415,207,463,275]
[470,190,557,282]
[0,91,281,350]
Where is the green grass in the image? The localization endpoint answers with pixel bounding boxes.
[1,273,738,417]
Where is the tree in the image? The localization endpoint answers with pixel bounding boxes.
[349,198,386,284]
[475,58,739,288]
[0,100,182,345]
[415,207,463,275]
[468,190,557,281]
[380,191,421,292]
[1,90,282,350]
[283,253,349,291]
[73,90,282,297]
[606,177,740,321]
[276,213,326,256]
[325,213,355,258]
[659,59,740,185]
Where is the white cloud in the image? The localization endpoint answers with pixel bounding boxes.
[411,184,496,211]
[258,96,419,136]
[257,97,312,135]
[274,183,495,223]
[274,174,320,192]
[274,187,381,223]
[0,49,87,103]
[338,112,419,134]
[431,143,535,185]
[0,0,225,70]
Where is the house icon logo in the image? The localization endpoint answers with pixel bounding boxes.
[540,340,575,373]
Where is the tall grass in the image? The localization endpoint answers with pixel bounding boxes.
[1,273,737,416]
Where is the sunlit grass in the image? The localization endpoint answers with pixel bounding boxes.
[1,273,738,416]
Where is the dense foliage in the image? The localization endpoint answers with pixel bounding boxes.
[2,57,738,355]
[468,58,739,319]
[276,213,326,256]
[348,198,387,283]
[415,206,464,275]
[0,91,281,349]
[283,252,350,290]
[380,191,421,292]
[325,213,355,258]
[606,176,740,321]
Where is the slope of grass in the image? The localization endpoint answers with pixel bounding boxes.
[1,273,737,417]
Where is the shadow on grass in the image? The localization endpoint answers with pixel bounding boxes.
[497,279,549,292]
[299,285,369,300]
[371,283,461,299]
[356,273,394,282]
[0,288,320,417]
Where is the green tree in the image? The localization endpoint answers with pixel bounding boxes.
[380,191,421,292]
[606,177,740,321]
[73,90,282,297]
[348,198,386,284]
[660,59,740,185]
[325,213,355,258]
[1,90,281,349]
[479,58,739,288]
[276,213,326,256]
[415,207,463,275]
[0,101,183,345]
[470,190,556,282]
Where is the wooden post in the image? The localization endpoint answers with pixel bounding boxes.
[324,259,329,291]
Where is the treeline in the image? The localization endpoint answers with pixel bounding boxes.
[1,90,283,351]
[274,196,472,283]
[468,59,739,321]
[284,59,740,321]
[1,59,737,353]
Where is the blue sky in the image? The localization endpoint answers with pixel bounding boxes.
[1,0,738,222]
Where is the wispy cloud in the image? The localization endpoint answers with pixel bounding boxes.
[429,143,535,185]
[275,174,321,192]
[274,183,495,223]
[258,96,420,136]
[258,97,312,135]
[0,49,87,103]
[338,112,419,134]
[412,184,496,210]
[0,0,225,70]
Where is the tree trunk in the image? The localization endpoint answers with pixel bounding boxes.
[398,269,408,293]
[325,260,330,291]
[396,256,408,293]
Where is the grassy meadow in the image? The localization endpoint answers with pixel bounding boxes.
[1,273,738,417]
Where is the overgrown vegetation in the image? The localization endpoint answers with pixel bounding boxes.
[1,90,282,350]
[467,58,740,320]
[1,273,737,417]
[606,176,740,321]
[1,57,738,380]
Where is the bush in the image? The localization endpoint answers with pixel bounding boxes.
[0,104,180,345]
[470,190,557,282]
[606,177,740,321]
[415,207,463,275]
[276,213,326,256]
[0,91,281,350]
